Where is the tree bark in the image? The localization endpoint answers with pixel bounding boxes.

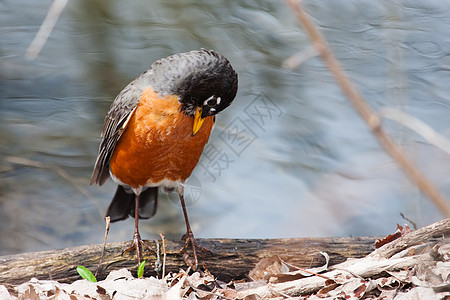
[0,236,377,286]
[238,218,450,298]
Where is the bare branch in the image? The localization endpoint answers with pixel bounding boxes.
[286,0,450,217]
[380,107,450,156]
[282,45,318,69]
[25,0,68,60]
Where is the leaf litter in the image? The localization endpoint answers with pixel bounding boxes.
[1,225,449,299]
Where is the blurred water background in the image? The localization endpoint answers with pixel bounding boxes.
[1,0,450,255]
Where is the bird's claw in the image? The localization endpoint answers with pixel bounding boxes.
[122,232,155,265]
[179,231,211,270]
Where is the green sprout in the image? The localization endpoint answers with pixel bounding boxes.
[137,260,146,278]
[76,266,97,282]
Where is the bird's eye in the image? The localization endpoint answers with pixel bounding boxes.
[204,96,221,108]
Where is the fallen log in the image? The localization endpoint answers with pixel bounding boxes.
[238,218,450,298]
[2,219,448,299]
[0,236,377,286]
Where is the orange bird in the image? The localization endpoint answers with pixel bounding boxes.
[90,49,238,267]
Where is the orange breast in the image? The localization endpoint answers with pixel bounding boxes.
[109,87,214,188]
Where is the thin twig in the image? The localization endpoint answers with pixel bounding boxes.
[282,45,319,69]
[25,0,68,60]
[5,156,104,218]
[154,239,161,276]
[286,0,450,217]
[380,107,450,156]
[191,287,237,300]
[160,233,167,278]
[400,213,418,230]
[95,216,110,277]
[283,262,331,280]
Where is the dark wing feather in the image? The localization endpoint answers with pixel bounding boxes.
[90,73,152,186]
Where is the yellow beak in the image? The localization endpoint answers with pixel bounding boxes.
[192,106,205,136]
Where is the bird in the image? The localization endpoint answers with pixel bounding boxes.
[90,49,238,268]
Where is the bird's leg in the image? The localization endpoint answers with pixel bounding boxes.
[122,193,154,265]
[178,193,210,269]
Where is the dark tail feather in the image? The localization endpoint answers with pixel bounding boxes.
[106,186,158,222]
[131,187,158,219]
[106,185,133,222]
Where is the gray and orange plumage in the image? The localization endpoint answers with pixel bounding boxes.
[90,49,238,267]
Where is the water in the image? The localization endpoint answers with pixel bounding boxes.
[1,0,450,255]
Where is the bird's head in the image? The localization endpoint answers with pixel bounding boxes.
[149,49,238,135]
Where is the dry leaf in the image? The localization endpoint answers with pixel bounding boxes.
[0,285,12,300]
[248,255,286,281]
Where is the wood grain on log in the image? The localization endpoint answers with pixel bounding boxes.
[238,218,450,298]
[0,237,376,286]
[370,217,450,258]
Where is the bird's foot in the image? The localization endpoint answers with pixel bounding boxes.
[179,230,211,270]
[122,231,154,265]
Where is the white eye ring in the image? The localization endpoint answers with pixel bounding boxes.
[204,95,220,108]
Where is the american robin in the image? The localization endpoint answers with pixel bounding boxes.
[90,49,238,267]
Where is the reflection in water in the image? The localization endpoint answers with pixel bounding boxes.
[1,0,449,255]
